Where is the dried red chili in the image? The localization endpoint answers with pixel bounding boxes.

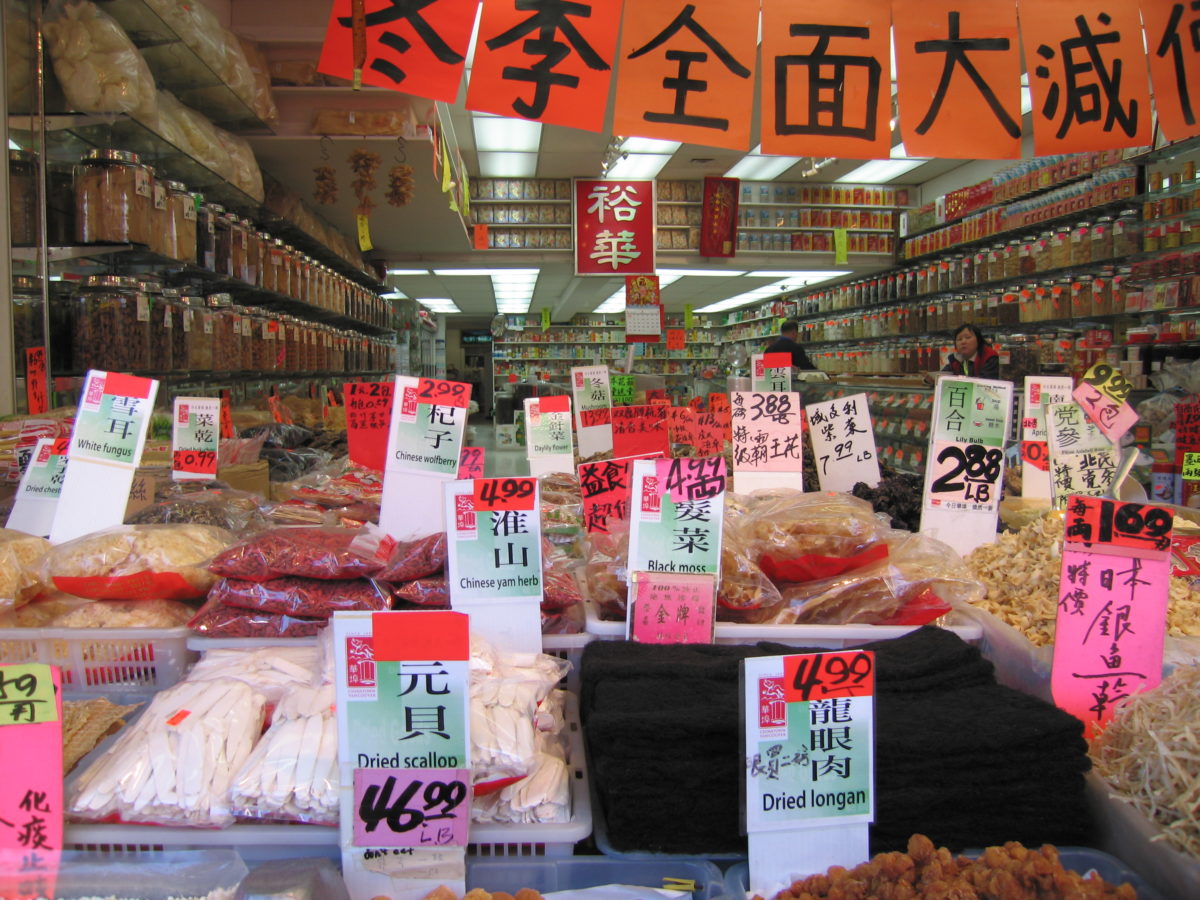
[209,576,390,618]
[187,596,326,637]
[209,527,382,581]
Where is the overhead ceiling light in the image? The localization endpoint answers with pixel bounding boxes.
[386,268,429,275]
[418,298,462,314]
[606,152,674,179]
[695,277,821,313]
[621,136,681,154]
[656,273,683,287]
[835,157,928,183]
[380,291,408,299]
[434,268,539,278]
[472,113,542,153]
[477,151,538,178]
[725,145,801,181]
[745,270,851,281]
[658,268,747,277]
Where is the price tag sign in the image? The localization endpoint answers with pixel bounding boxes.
[1183,452,1200,481]
[1078,361,1133,405]
[219,389,235,440]
[1021,376,1074,499]
[571,365,614,457]
[346,382,395,473]
[804,393,879,493]
[1046,401,1118,509]
[458,446,485,480]
[628,572,716,643]
[628,458,724,576]
[1176,401,1200,447]
[6,439,67,538]
[171,397,220,481]
[578,454,660,535]
[1053,496,1173,738]
[751,353,792,393]
[0,663,58,726]
[416,378,472,409]
[353,768,471,848]
[1073,371,1138,445]
[611,375,635,406]
[611,405,669,458]
[919,378,1012,557]
[472,476,537,511]
[25,346,47,416]
[666,329,686,351]
[732,391,806,493]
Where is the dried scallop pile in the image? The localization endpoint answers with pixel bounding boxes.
[966,513,1200,646]
[1092,664,1200,859]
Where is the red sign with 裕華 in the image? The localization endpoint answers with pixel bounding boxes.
[574,179,655,276]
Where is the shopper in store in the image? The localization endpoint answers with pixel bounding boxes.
[765,319,817,370]
[937,323,1000,379]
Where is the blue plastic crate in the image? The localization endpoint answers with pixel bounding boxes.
[468,856,724,899]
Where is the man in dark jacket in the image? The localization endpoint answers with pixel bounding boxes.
[764,320,816,370]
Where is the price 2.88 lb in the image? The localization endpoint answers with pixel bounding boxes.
[931,443,1003,505]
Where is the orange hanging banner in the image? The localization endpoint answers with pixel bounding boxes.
[612,0,757,151]
[893,0,1023,159]
[760,0,892,159]
[466,0,624,132]
[1018,0,1153,154]
[1140,0,1200,141]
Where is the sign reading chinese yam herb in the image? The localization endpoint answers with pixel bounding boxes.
[1046,401,1118,508]
[572,365,614,457]
[628,572,717,644]
[6,438,67,538]
[732,391,806,493]
[760,0,892,159]
[751,353,792,393]
[333,612,470,896]
[346,382,395,473]
[742,651,874,890]
[1073,362,1139,444]
[1021,376,1074,499]
[919,377,1012,557]
[628,457,725,576]
[612,404,670,458]
[1018,0,1153,154]
[171,397,219,481]
[574,179,655,276]
[1052,496,1173,737]
[892,0,1023,159]
[51,371,158,544]
[804,393,880,493]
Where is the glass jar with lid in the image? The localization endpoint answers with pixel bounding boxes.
[161,182,195,263]
[249,310,272,371]
[235,305,256,371]
[273,241,293,297]
[1092,266,1115,316]
[1050,225,1072,269]
[1049,277,1072,320]
[1091,215,1114,261]
[207,294,241,372]
[161,289,186,373]
[242,220,260,284]
[1112,266,1134,313]
[987,242,1007,281]
[148,173,171,258]
[1070,220,1093,266]
[1002,239,1021,280]
[73,275,146,373]
[213,208,234,277]
[1112,208,1139,257]
[46,162,76,246]
[1070,276,1094,319]
[230,217,250,283]
[1019,235,1037,276]
[75,149,152,245]
[182,296,212,371]
[9,149,37,246]
[140,282,171,372]
[285,246,302,299]
[998,290,1020,325]
[254,232,271,287]
[197,202,218,271]
[12,276,44,390]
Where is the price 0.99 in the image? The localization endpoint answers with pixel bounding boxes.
[358,775,467,835]
[786,651,874,701]
[474,477,536,510]
[172,449,216,472]
[931,443,1003,504]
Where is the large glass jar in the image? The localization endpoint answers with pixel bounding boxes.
[185,296,213,371]
[148,174,171,257]
[141,282,171,372]
[197,202,217,271]
[1113,209,1139,257]
[1092,267,1115,316]
[242,220,260,285]
[1070,277,1094,319]
[971,250,988,285]
[9,149,37,246]
[1032,231,1053,272]
[73,275,147,372]
[163,289,187,373]
[1049,277,1072,320]
[999,291,1020,325]
[253,232,271,287]
[1019,236,1037,275]
[12,276,44,391]
[1070,220,1093,266]
[75,149,152,245]
[213,208,234,278]
[987,242,1007,281]
[1050,226,1072,269]
[208,294,241,372]
[46,162,76,246]
[1112,266,1133,312]
[250,311,272,371]
[163,182,196,263]
[235,306,255,371]
[270,240,291,296]
[1091,215,1114,261]
[230,217,250,283]
[1003,239,1022,280]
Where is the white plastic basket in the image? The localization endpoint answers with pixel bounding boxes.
[0,626,194,695]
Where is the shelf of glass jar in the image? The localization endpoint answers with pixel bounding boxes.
[8,117,377,287]
[734,231,896,255]
[493,361,714,377]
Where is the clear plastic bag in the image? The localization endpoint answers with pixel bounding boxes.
[542,538,582,611]
[187,596,327,637]
[393,576,448,607]
[240,422,315,449]
[126,488,268,534]
[52,849,248,900]
[43,0,158,120]
[0,528,50,612]
[42,523,233,600]
[376,532,446,583]
[151,90,232,175]
[209,526,383,581]
[737,489,887,571]
[239,857,348,900]
[717,529,784,624]
[209,575,390,617]
[48,596,195,628]
[215,126,264,202]
[583,526,630,620]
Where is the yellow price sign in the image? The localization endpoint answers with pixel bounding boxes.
[1183,451,1200,481]
[834,228,849,265]
[356,214,373,252]
[541,307,551,332]
[0,663,58,726]
[1079,362,1132,404]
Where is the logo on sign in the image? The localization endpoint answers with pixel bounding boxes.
[177,404,189,425]
[1030,385,1042,405]
[640,475,662,519]
[346,636,377,700]
[454,494,477,537]
[399,386,419,423]
[83,375,106,410]
[574,372,584,388]
[758,676,788,736]
[36,444,52,465]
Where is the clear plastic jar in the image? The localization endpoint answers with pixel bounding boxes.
[75,149,152,245]
[915,265,929,296]
[230,217,250,283]
[270,240,290,296]
[1112,266,1133,312]
[1049,277,1072,320]
[1070,277,1094,319]
[148,173,171,257]
[254,232,271,287]
[1003,239,1022,280]
[948,255,964,289]
[185,296,214,371]
[1032,231,1054,272]
[165,182,197,263]
[235,305,255,371]
[1091,215,1114,261]
[47,162,76,246]
[213,208,234,278]
[9,149,37,246]
[1071,220,1093,266]
[241,220,260,285]
[1092,267,1115,316]
[197,202,218,271]
[207,293,241,372]
[73,275,147,373]
[141,282,172,372]
[998,291,1020,325]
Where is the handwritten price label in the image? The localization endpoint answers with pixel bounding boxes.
[783,650,875,702]
[1063,496,1173,555]
[1183,451,1200,481]
[353,768,470,847]
[472,477,536,511]
[416,378,471,408]
[172,449,217,477]
[458,446,485,480]
[1072,380,1138,444]
[1080,362,1133,404]
[656,456,726,503]
[0,663,58,726]
[1021,440,1050,473]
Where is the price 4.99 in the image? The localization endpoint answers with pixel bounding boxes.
[930,442,1003,505]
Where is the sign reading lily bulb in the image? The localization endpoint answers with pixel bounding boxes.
[1021,376,1074,500]
[742,650,874,893]
[1052,496,1172,738]
[379,377,470,541]
[804,393,880,493]
[574,179,655,276]
[524,395,574,476]
[445,478,543,653]
[171,397,220,481]
[919,377,1012,557]
[333,611,471,899]
[629,457,725,576]
[731,391,805,493]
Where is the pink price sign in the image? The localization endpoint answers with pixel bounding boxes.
[1072,381,1138,444]
[655,456,727,503]
[352,767,471,848]
[630,573,716,644]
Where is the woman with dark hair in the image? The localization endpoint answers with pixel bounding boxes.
[941,323,1000,379]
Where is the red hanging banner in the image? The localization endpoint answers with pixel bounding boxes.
[1018,0,1153,154]
[466,0,624,131]
[611,0,757,151]
[699,176,739,258]
[317,0,477,101]
[1140,0,1200,141]
[574,179,656,276]
[893,0,1024,159]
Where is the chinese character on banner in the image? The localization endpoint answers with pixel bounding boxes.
[612,0,756,151]
[760,0,892,158]
[466,0,624,131]
[893,1,1023,159]
[574,179,656,275]
[1140,0,1200,141]
[700,176,739,258]
[1019,0,1153,153]
[317,0,476,101]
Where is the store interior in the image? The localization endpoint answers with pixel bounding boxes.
[3,0,1200,898]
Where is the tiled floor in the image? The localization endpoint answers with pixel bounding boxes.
[468,420,528,477]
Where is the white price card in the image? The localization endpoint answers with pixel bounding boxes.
[731,391,805,494]
[1020,376,1074,500]
[804,393,881,493]
[571,365,614,458]
[6,438,67,537]
[1046,401,1118,508]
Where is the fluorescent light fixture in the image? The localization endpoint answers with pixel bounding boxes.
[836,157,928,183]
[418,298,462,314]
[434,268,539,278]
[472,113,542,153]
[695,273,849,313]
[621,137,681,154]
[656,273,683,287]
[606,153,674,179]
[725,145,801,181]
[7,139,19,150]
[477,151,538,177]
[380,291,408,299]
[386,268,429,275]
[745,270,851,281]
[658,268,747,277]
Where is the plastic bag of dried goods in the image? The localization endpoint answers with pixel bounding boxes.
[776,530,984,626]
[215,126,264,202]
[0,528,50,611]
[583,526,629,620]
[48,596,195,628]
[126,488,268,534]
[240,422,315,449]
[208,575,390,618]
[187,596,327,638]
[42,0,158,119]
[393,576,448,607]
[542,538,582,612]
[717,525,784,624]
[151,90,232,174]
[42,524,233,600]
[209,526,383,581]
